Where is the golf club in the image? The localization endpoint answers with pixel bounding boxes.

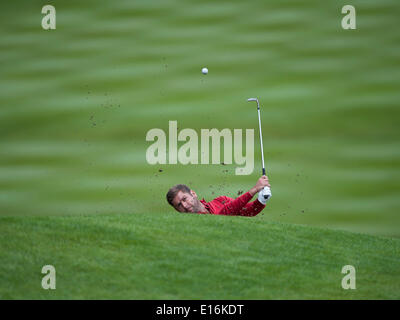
[247,97,272,201]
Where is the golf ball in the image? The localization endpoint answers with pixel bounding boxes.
[202,67,208,75]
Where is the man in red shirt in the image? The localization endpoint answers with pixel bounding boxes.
[166,176,271,217]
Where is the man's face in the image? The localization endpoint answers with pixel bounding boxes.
[172,190,201,213]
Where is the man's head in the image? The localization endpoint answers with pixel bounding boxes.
[166,184,206,213]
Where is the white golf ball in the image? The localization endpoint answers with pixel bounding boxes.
[202,67,208,75]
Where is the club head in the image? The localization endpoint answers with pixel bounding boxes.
[247,97,260,109]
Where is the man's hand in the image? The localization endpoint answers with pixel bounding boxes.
[249,175,270,196]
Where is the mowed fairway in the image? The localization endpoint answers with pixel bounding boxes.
[0,213,399,299]
[0,0,400,299]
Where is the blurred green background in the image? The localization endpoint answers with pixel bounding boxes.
[1,0,399,237]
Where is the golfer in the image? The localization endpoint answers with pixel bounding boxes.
[166,175,270,216]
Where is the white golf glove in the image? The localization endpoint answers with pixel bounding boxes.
[258,186,272,205]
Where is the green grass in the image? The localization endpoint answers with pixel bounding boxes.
[1,213,399,299]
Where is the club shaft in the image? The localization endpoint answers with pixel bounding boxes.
[257,107,266,175]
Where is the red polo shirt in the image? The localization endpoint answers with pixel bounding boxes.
[199,191,265,217]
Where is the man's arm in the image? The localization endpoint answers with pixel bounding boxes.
[216,176,270,216]
[216,192,254,216]
[240,198,265,217]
